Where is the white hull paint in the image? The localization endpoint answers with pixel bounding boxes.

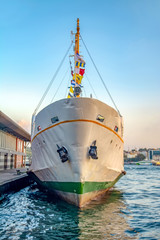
[30,98,124,207]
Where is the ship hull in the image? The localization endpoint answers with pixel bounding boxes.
[30,98,124,207]
[28,170,124,207]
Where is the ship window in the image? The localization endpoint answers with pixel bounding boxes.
[51,116,59,124]
[96,114,104,122]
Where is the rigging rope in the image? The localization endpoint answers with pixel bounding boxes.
[50,67,69,103]
[85,73,98,99]
[83,85,87,97]
[65,74,71,98]
[80,34,121,116]
[33,41,73,115]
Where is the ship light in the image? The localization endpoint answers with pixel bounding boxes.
[114,126,118,132]
[74,86,81,96]
[37,126,41,131]
[89,140,98,160]
[57,145,69,163]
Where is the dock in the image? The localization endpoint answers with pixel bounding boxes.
[0,168,31,195]
[0,111,32,195]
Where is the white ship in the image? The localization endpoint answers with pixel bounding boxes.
[29,19,125,207]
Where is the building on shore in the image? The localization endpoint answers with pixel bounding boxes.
[138,149,148,159]
[0,111,30,170]
[148,149,160,161]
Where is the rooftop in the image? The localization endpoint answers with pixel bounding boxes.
[0,111,30,141]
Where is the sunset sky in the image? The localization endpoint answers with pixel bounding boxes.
[1,0,160,150]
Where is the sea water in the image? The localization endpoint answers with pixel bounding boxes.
[0,165,160,240]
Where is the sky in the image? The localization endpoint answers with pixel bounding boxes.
[0,0,160,150]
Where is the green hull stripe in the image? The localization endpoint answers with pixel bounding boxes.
[29,172,123,194]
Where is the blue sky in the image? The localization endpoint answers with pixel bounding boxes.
[0,0,160,149]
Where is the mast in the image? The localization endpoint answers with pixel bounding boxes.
[68,18,85,98]
[75,18,80,54]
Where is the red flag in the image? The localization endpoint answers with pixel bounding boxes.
[79,68,85,76]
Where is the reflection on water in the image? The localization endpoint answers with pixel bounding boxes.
[0,185,135,240]
[1,165,160,239]
[78,190,136,240]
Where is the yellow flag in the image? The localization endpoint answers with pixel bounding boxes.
[67,86,74,98]
[76,75,83,85]
[70,86,74,93]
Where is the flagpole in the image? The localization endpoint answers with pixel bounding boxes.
[75,18,80,55]
[74,18,80,96]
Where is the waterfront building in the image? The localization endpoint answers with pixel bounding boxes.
[0,111,30,170]
[138,149,148,159]
[126,151,138,159]
[148,149,160,161]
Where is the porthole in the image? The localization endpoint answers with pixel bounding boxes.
[51,116,59,124]
[96,114,105,122]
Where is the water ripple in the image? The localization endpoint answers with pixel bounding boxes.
[0,165,160,239]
